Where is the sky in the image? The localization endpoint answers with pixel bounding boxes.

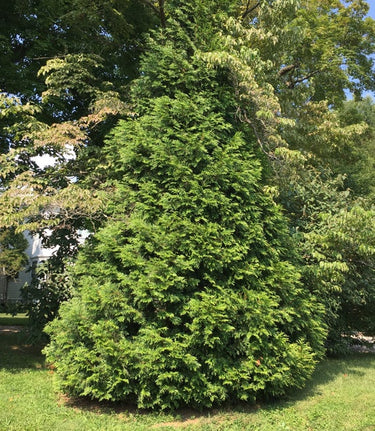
[369,0,375,18]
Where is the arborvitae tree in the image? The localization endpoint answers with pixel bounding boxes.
[45,2,326,409]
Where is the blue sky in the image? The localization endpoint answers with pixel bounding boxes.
[368,0,375,18]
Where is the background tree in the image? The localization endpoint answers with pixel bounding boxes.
[0,227,28,303]
[0,0,157,321]
[239,0,375,350]
[0,0,157,99]
[273,145,375,352]
[0,0,158,237]
[337,97,375,200]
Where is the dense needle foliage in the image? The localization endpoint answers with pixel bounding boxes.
[45,5,326,409]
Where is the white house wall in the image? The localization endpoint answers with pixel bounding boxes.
[5,229,88,302]
[6,231,57,302]
[4,151,80,302]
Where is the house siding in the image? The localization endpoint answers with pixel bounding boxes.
[4,232,56,303]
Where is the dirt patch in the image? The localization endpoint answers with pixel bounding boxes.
[152,417,204,428]
[58,395,222,427]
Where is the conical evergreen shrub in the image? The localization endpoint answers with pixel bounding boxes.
[45,3,326,410]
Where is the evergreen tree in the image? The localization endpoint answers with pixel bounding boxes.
[45,2,325,409]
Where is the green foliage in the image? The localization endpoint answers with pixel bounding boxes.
[303,204,375,337]
[22,260,72,342]
[0,0,157,241]
[2,0,374,406]
[337,97,375,200]
[274,148,375,352]
[272,0,375,107]
[45,5,325,409]
[279,98,375,203]
[0,0,156,99]
[0,227,28,279]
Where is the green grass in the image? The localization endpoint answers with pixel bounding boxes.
[0,313,29,326]
[0,330,374,431]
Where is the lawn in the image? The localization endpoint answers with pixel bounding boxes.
[0,329,374,431]
[0,313,29,326]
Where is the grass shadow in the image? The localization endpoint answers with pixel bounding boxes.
[57,395,238,427]
[0,330,45,371]
[284,353,373,400]
[230,352,375,417]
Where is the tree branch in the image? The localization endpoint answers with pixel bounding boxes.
[159,0,166,28]
[31,54,67,61]
[242,2,260,20]
[140,0,160,20]
[236,107,277,160]
[286,70,320,89]
[140,0,166,28]
[278,64,297,76]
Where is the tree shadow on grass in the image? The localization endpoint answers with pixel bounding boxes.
[231,352,375,418]
[0,330,45,371]
[284,352,374,400]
